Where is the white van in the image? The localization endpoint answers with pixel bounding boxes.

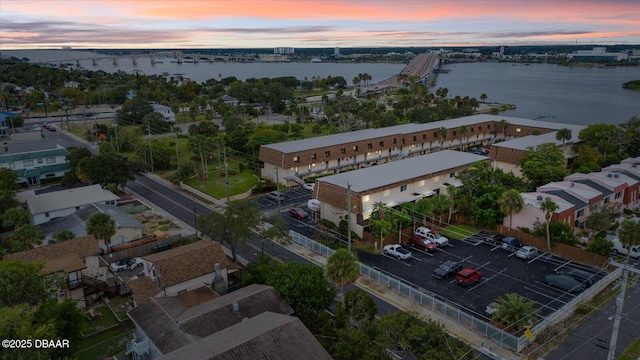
[608,235,640,259]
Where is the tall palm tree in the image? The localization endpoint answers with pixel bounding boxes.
[325,249,359,305]
[370,202,391,250]
[446,184,458,224]
[540,199,558,250]
[480,93,488,102]
[499,189,524,231]
[438,126,448,149]
[493,293,538,332]
[618,220,640,263]
[427,194,452,226]
[500,119,509,140]
[459,125,468,150]
[555,128,572,153]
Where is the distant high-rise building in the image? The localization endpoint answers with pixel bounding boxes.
[334,47,340,55]
[274,47,295,55]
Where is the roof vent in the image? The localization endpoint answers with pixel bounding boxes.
[545,197,552,201]
[536,196,543,201]
[570,182,574,187]
[632,164,637,168]
[232,302,239,313]
[614,174,620,178]
[607,173,613,178]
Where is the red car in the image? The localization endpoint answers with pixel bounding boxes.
[407,234,437,252]
[456,268,481,287]
[288,207,308,220]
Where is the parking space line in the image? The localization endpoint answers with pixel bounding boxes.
[381,254,412,266]
[554,260,574,273]
[526,284,570,305]
[527,252,546,264]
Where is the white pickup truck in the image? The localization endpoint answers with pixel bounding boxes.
[414,227,449,247]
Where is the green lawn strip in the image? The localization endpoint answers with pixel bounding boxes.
[619,338,640,360]
[73,323,134,360]
[81,305,119,334]
[439,225,478,240]
[185,170,257,199]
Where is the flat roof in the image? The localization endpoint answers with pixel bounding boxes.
[316,150,487,193]
[262,114,585,154]
[492,131,579,151]
[17,184,119,215]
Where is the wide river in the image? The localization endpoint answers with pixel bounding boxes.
[3,50,639,125]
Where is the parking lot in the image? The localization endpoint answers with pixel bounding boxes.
[357,232,608,322]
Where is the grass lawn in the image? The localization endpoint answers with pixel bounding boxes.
[619,338,640,360]
[81,305,120,335]
[186,170,258,199]
[73,323,134,360]
[439,224,479,240]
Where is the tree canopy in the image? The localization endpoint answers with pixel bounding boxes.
[519,143,567,189]
[86,212,116,244]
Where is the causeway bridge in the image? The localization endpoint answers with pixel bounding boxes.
[32,51,255,67]
[369,52,440,91]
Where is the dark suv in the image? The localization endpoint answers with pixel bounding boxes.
[433,260,462,279]
[456,268,482,287]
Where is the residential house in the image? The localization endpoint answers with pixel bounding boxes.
[17,184,119,225]
[126,284,330,360]
[0,143,70,187]
[504,192,575,230]
[3,235,105,309]
[314,150,488,237]
[151,104,176,123]
[126,240,239,305]
[39,203,143,249]
[537,181,603,226]
[602,159,640,210]
[218,95,239,106]
[259,114,585,187]
[565,172,630,210]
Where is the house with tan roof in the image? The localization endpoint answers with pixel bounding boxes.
[127,240,239,305]
[2,235,110,309]
[125,284,327,360]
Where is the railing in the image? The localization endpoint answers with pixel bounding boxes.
[67,278,84,290]
[288,230,523,352]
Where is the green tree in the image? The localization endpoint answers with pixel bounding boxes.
[369,202,393,249]
[519,143,567,189]
[540,199,559,250]
[618,220,640,263]
[86,212,116,246]
[0,260,51,307]
[480,93,488,102]
[0,168,18,216]
[2,207,30,228]
[258,214,291,255]
[0,304,57,360]
[586,236,613,257]
[198,200,261,262]
[325,249,359,303]
[334,288,377,330]
[33,299,83,358]
[578,123,629,165]
[584,204,617,234]
[620,116,640,157]
[425,193,452,226]
[555,128,572,153]
[500,119,509,139]
[459,125,468,150]
[141,112,172,134]
[266,261,336,323]
[116,96,153,125]
[52,230,76,243]
[437,126,448,149]
[10,225,43,253]
[572,145,604,173]
[492,293,538,331]
[499,189,524,231]
[77,153,145,189]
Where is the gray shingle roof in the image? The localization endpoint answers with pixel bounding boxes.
[542,190,587,210]
[158,312,333,360]
[572,179,613,197]
[127,284,294,356]
[317,150,487,193]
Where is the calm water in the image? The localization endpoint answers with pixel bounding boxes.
[435,62,640,125]
[3,50,639,125]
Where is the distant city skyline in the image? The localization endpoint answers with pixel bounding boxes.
[1,0,639,50]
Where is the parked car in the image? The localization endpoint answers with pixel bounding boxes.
[303,183,315,191]
[484,232,504,245]
[501,237,523,250]
[456,268,482,287]
[413,227,449,247]
[433,260,462,279]
[383,244,412,260]
[288,207,308,220]
[407,234,437,253]
[544,275,584,293]
[266,191,286,201]
[110,257,143,272]
[516,246,539,260]
[610,238,640,259]
[556,268,594,288]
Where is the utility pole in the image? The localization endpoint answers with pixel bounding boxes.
[192,193,198,239]
[347,182,352,252]
[114,115,119,153]
[148,123,154,173]
[175,127,180,177]
[223,146,230,203]
[275,166,281,217]
[607,260,640,360]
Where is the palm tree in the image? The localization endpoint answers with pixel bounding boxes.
[426,194,452,226]
[446,184,458,224]
[480,93,488,102]
[500,119,509,140]
[370,202,392,250]
[87,212,116,250]
[499,189,524,231]
[540,199,558,250]
[618,220,640,263]
[325,249,359,304]
[459,125,468,150]
[437,126,448,149]
[492,293,538,332]
[555,128,572,153]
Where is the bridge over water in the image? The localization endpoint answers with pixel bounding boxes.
[368,52,440,91]
[32,51,255,67]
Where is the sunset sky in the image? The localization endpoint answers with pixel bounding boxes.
[1,0,639,49]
